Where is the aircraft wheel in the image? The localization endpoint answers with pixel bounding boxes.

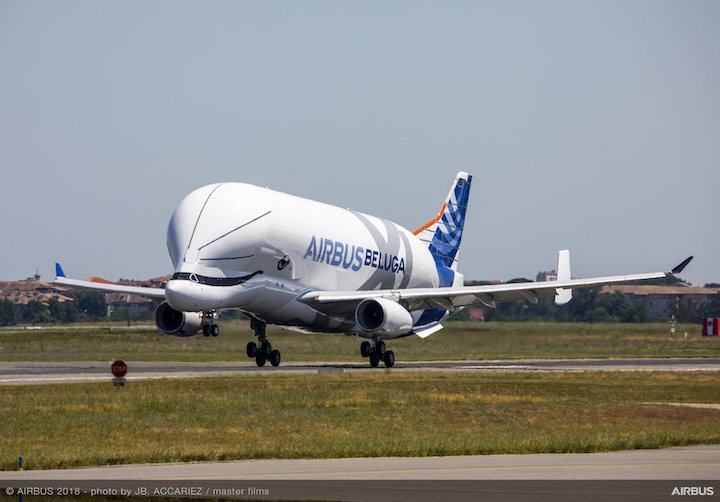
[375,341,386,356]
[383,350,395,368]
[369,352,380,368]
[270,350,281,367]
[202,325,210,337]
[210,324,220,337]
[360,341,372,358]
[255,352,266,367]
[247,342,257,358]
[262,341,272,357]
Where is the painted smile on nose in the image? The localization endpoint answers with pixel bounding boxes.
[164,270,263,311]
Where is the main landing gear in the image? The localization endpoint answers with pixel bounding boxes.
[360,338,395,368]
[246,318,281,367]
[201,311,220,337]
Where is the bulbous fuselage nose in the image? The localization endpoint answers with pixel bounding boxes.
[166,184,223,270]
[166,182,271,270]
[164,183,277,312]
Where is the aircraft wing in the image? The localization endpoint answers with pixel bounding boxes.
[52,263,167,300]
[300,255,694,314]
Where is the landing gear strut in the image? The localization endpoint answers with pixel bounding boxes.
[360,338,395,368]
[201,311,220,337]
[246,318,281,367]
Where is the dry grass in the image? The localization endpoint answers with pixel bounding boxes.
[1,371,719,470]
[0,321,717,362]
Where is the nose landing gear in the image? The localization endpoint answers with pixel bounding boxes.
[360,339,395,368]
[246,318,281,367]
[201,311,220,337]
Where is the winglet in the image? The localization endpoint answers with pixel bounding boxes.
[55,263,66,278]
[670,256,694,275]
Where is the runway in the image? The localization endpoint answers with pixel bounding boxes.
[1,445,718,481]
[1,358,719,385]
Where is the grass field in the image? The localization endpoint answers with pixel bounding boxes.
[0,321,717,362]
[1,371,719,470]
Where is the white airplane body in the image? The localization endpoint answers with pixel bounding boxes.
[55,172,692,368]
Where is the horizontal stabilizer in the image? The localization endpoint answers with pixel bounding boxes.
[413,323,444,339]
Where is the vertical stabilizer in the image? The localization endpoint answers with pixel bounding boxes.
[414,172,472,285]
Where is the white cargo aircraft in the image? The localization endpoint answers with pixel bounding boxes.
[55,172,692,368]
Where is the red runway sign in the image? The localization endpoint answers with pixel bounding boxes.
[111,360,128,378]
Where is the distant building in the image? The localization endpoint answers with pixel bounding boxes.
[0,281,75,320]
[0,274,171,320]
[104,275,170,317]
[464,279,504,286]
[0,281,74,306]
[105,293,155,317]
[536,270,557,282]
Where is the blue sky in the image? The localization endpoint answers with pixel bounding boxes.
[1,0,718,285]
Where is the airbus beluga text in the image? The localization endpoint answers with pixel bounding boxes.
[55,172,693,368]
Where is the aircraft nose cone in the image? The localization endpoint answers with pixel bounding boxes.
[165,280,201,311]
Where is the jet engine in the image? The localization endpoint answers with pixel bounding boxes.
[355,298,413,337]
[155,301,203,336]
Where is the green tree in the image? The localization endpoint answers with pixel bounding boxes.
[708,292,720,317]
[48,299,79,324]
[0,300,16,325]
[24,300,51,323]
[568,288,601,321]
[70,292,106,319]
[584,306,613,323]
[676,297,701,323]
[109,307,154,322]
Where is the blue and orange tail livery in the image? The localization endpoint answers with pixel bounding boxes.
[414,171,472,277]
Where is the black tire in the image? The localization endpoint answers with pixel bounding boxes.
[383,350,395,368]
[360,341,372,358]
[375,341,386,356]
[247,342,257,358]
[255,352,266,367]
[262,341,272,357]
[202,325,210,337]
[270,350,281,367]
[211,324,220,337]
[369,352,380,368]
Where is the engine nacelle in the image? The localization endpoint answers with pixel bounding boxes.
[355,298,413,337]
[155,301,203,336]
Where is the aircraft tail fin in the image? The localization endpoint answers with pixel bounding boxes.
[414,172,472,274]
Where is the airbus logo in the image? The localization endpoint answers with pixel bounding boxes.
[671,486,715,496]
[303,235,406,274]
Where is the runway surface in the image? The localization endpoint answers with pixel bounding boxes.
[1,445,718,480]
[0,358,719,385]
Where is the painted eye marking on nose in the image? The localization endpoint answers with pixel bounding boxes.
[171,271,264,286]
[277,256,290,270]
